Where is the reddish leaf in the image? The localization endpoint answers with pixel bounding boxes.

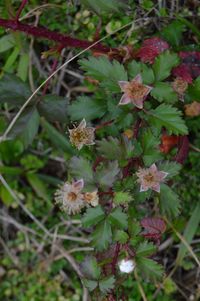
[174,135,189,164]
[173,51,200,83]
[140,217,166,241]
[137,37,169,64]
[160,134,179,154]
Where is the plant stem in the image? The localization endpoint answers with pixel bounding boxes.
[15,0,28,21]
[0,18,112,53]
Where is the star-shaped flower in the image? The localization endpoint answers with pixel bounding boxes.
[68,119,95,150]
[83,191,99,207]
[136,163,168,193]
[55,179,85,215]
[118,74,152,109]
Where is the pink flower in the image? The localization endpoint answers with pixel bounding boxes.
[136,163,168,193]
[118,74,152,109]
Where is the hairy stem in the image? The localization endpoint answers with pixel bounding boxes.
[0,18,112,53]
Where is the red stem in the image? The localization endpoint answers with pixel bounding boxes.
[15,0,28,21]
[95,120,113,130]
[42,58,59,96]
[111,243,120,274]
[0,18,112,53]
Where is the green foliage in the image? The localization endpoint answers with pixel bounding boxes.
[151,82,178,103]
[153,51,180,81]
[80,56,128,92]
[68,96,106,121]
[69,156,94,187]
[82,206,105,227]
[158,161,182,178]
[96,136,123,160]
[161,20,186,47]
[81,256,101,280]
[99,276,115,294]
[114,230,129,243]
[148,104,188,135]
[108,207,128,229]
[127,61,155,84]
[95,160,120,188]
[81,0,126,14]
[187,76,200,101]
[136,241,156,257]
[92,219,112,251]
[160,184,181,217]
[136,257,164,279]
[141,129,162,166]
[113,191,133,205]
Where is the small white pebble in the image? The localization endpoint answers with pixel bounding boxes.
[118,259,135,273]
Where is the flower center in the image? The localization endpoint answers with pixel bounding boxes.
[125,82,148,99]
[71,129,88,143]
[68,192,77,202]
[144,173,155,184]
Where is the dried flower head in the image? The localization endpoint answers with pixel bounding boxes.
[172,77,188,101]
[83,191,99,207]
[55,179,85,215]
[136,163,168,193]
[69,119,95,150]
[118,259,135,273]
[184,101,200,117]
[118,74,152,109]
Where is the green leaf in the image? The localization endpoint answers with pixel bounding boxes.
[158,161,182,178]
[187,76,200,101]
[114,230,129,244]
[96,136,123,160]
[148,104,188,135]
[9,107,40,148]
[141,129,162,166]
[113,191,133,205]
[161,20,186,47]
[68,96,106,121]
[176,203,200,265]
[83,279,98,291]
[128,61,155,84]
[38,95,68,123]
[26,173,50,201]
[0,166,22,175]
[81,0,126,14]
[136,257,164,279]
[99,276,115,294]
[82,206,105,228]
[17,53,29,82]
[92,220,112,251]
[41,119,73,154]
[95,161,120,188]
[0,34,15,53]
[160,184,181,217]
[0,74,31,105]
[3,47,19,72]
[136,241,156,257]
[80,57,128,92]
[69,157,94,188]
[151,82,178,103]
[108,207,128,229]
[81,256,101,280]
[153,51,180,81]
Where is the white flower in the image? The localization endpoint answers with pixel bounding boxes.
[55,179,85,215]
[83,191,99,207]
[118,259,135,274]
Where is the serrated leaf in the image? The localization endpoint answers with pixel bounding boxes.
[141,129,162,166]
[108,207,128,229]
[68,96,106,121]
[114,230,129,244]
[82,206,105,228]
[187,76,200,101]
[128,61,155,84]
[95,161,120,188]
[148,104,188,135]
[0,34,15,53]
[160,184,181,217]
[92,220,112,251]
[158,161,181,178]
[96,136,123,160]
[136,241,156,257]
[38,95,68,123]
[80,57,128,92]
[136,257,164,279]
[9,107,39,148]
[69,157,94,188]
[41,119,73,155]
[151,82,178,103]
[176,203,200,265]
[113,191,133,205]
[153,51,180,81]
[0,74,31,105]
[161,20,186,47]
[83,279,98,291]
[99,276,115,294]
[81,256,101,280]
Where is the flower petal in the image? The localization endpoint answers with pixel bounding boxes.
[73,179,84,191]
[132,97,144,109]
[133,74,142,83]
[118,81,129,91]
[118,93,131,105]
[152,183,160,193]
[78,118,86,130]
